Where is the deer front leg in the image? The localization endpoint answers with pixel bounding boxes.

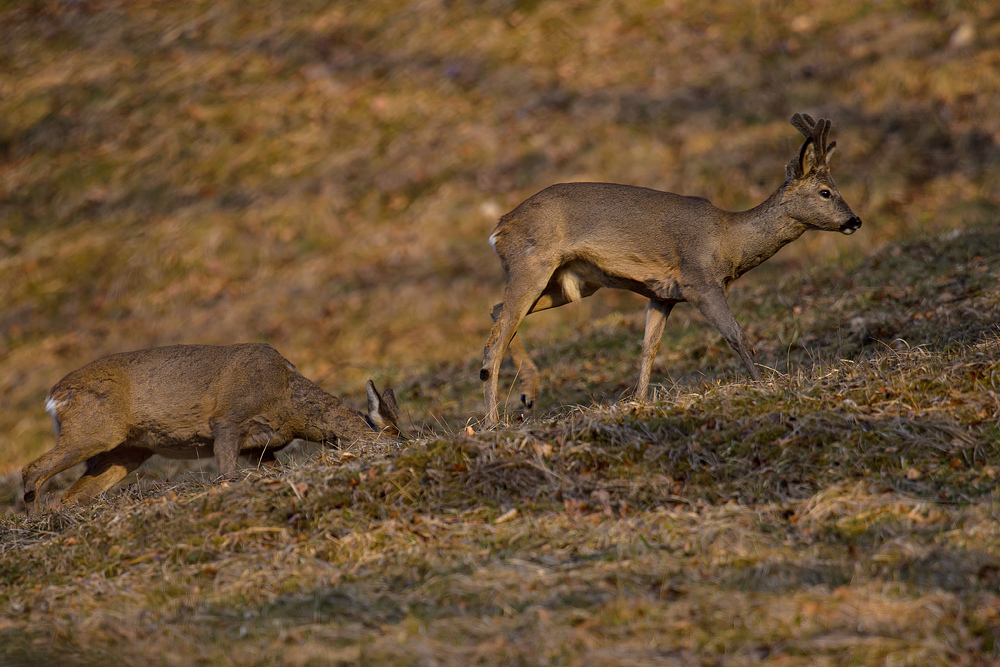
[636,299,675,400]
[212,422,242,479]
[687,287,762,382]
[61,446,153,506]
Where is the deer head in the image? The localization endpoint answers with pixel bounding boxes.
[784,113,862,235]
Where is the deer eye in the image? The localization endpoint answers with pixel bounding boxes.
[819,189,832,199]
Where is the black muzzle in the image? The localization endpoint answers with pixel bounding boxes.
[840,216,862,235]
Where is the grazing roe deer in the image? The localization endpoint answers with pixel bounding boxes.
[22,343,401,514]
[481,113,862,426]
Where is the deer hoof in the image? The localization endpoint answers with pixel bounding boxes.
[521,395,534,409]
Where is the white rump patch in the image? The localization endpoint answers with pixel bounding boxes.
[45,396,63,418]
[488,231,499,252]
[45,396,64,436]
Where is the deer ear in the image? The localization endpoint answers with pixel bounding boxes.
[799,139,821,176]
[366,380,383,424]
[380,387,399,418]
[824,140,837,163]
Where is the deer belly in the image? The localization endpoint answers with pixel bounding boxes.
[131,422,214,458]
[645,277,684,301]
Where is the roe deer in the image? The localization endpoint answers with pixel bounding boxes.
[481,113,861,426]
[22,343,402,514]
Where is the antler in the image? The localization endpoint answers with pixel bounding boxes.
[787,113,836,178]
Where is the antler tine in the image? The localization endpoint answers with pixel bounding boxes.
[787,113,837,177]
[818,118,832,156]
[789,113,815,139]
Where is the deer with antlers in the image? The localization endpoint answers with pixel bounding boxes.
[480,113,862,426]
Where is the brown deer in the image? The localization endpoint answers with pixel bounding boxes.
[481,113,861,426]
[22,343,402,514]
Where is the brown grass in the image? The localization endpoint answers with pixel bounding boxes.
[2,0,1000,663]
[2,226,999,661]
[2,325,999,663]
[3,0,999,472]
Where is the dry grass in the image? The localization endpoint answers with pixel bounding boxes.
[2,225,999,663]
[2,332,999,663]
[2,0,999,471]
[2,0,1000,663]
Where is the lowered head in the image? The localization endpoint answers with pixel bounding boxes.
[364,379,402,438]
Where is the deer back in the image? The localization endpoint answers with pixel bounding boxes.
[490,182,745,304]
[48,344,297,441]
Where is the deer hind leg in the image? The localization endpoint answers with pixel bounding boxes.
[636,299,675,401]
[490,303,540,412]
[485,274,603,421]
[507,333,538,410]
[61,446,153,506]
[481,263,560,426]
[22,420,128,514]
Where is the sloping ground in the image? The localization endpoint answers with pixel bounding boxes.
[1,224,998,665]
[2,1,1000,663]
[2,0,999,472]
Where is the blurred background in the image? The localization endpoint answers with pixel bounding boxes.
[1,0,998,479]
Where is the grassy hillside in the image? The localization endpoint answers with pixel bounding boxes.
[1,225,999,663]
[2,0,998,473]
[1,0,1000,663]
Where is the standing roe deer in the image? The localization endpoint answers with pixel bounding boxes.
[22,343,402,514]
[481,113,862,426]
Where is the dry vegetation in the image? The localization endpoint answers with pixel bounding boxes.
[1,0,999,664]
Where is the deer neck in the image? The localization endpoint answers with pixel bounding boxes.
[725,183,807,279]
[290,374,371,445]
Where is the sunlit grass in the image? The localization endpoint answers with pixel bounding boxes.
[3,0,998,473]
[1,1,999,661]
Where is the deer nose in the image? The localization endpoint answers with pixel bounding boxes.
[840,216,862,235]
